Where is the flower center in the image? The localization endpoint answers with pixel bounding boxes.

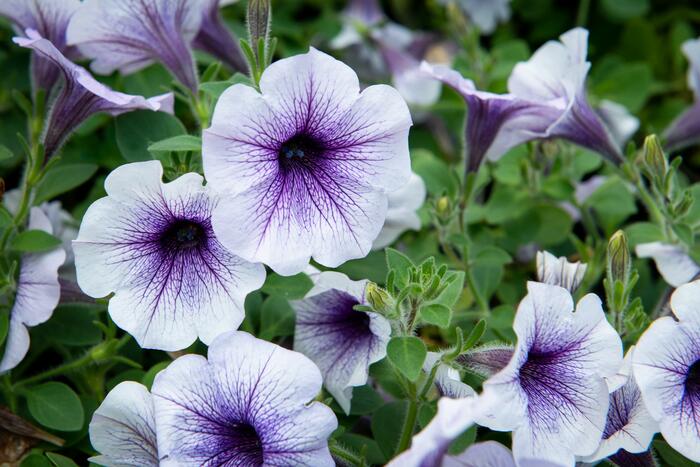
[686,359,700,395]
[279,133,324,168]
[224,421,264,466]
[160,219,205,250]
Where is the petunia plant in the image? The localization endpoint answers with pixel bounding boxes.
[1,0,700,466]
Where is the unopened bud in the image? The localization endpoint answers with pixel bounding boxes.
[247,0,271,61]
[436,196,450,217]
[366,282,393,314]
[607,230,631,285]
[643,135,667,181]
[674,189,694,218]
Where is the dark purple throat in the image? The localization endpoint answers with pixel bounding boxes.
[159,219,206,250]
[278,133,325,171]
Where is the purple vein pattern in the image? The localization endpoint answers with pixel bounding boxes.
[476,281,622,466]
[73,161,265,351]
[89,381,159,467]
[203,48,413,276]
[14,29,173,159]
[0,0,80,91]
[634,280,700,462]
[152,331,337,466]
[0,208,65,374]
[292,271,390,414]
[67,0,204,91]
[193,0,247,72]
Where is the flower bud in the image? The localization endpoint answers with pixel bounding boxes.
[365,282,394,314]
[247,0,271,60]
[643,134,667,181]
[436,196,450,217]
[607,230,631,285]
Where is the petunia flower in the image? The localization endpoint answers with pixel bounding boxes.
[476,281,623,465]
[421,61,560,172]
[152,330,337,466]
[664,38,700,151]
[0,0,80,91]
[581,347,657,464]
[508,28,623,164]
[423,352,475,399]
[444,0,511,34]
[536,250,587,293]
[14,29,174,159]
[596,99,639,148]
[633,280,700,462]
[67,0,204,92]
[89,381,158,467]
[292,271,390,414]
[203,48,412,275]
[373,172,426,249]
[73,161,266,351]
[635,242,700,287]
[193,0,247,72]
[0,208,65,373]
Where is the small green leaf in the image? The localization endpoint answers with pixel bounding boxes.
[34,163,98,203]
[0,309,8,350]
[370,401,408,460]
[653,439,699,467]
[432,271,465,309]
[386,248,414,289]
[0,145,13,161]
[419,303,452,328]
[261,273,313,300]
[26,382,84,431]
[259,296,295,340]
[349,385,385,415]
[115,111,186,162]
[462,319,487,352]
[33,305,102,347]
[148,134,202,153]
[142,361,171,390]
[11,230,62,253]
[46,453,80,467]
[20,454,53,467]
[200,73,253,99]
[387,336,427,381]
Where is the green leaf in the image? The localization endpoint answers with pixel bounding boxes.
[386,248,414,289]
[0,309,8,350]
[349,385,385,415]
[370,401,408,460]
[387,336,427,381]
[624,222,664,247]
[261,273,313,300]
[142,361,170,390]
[33,305,102,347]
[338,433,385,466]
[46,453,80,467]
[115,111,186,162]
[34,163,99,203]
[601,0,650,21]
[653,439,699,466]
[0,144,13,160]
[462,319,487,351]
[26,382,84,431]
[419,303,452,328]
[259,296,295,340]
[11,230,62,253]
[200,73,253,99]
[447,425,477,455]
[20,454,53,467]
[148,134,202,153]
[432,271,465,309]
[591,62,652,113]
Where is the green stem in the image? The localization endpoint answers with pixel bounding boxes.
[576,0,591,26]
[396,398,419,454]
[1,374,16,411]
[419,361,440,400]
[329,440,365,467]
[14,352,93,388]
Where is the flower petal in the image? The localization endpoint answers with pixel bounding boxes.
[635,242,700,287]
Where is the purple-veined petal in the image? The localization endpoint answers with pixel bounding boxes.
[443,441,516,467]
[152,331,337,466]
[373,172,425,249]
[423,352,476,399]
[67,0,203,91]
[89,381,158,467]
[193,0,247,72]
[73,161,266,351]
[635,242,700,287]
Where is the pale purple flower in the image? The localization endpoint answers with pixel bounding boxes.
[664,38,700,151]
[559,175,608,222]
[67,0,204,92]
[203,48,412,275]
[89,381,158,467]
[292,271,390,414]
[508,28,623,163]
[581,347,657,463]
[635,242,700,287]
[152,331,337,466]
[536,250,587,293]
[193,0,247,72]
[373,172,426,249]
[423,352,476,399]
[476,281,623,465]
[0,0,80,91]
[73,161,266,351]
[14,29,173,159]
[596,99,639,148]
[0,208,65,373]
[633,280,700,462]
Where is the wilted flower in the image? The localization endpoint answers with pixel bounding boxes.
[0,208,65,373]
[476,281,623,465]
[73,161,265,351]
[536,250,587,293]
[423,352,475,399]
[292,271,390,414]
[203,48,412,275]
[193,0,247,72]
[67,0,204,91]
[89,382,158,467]
[373,172,425,249]
[14,30,173,159]
[0,0,80,91]
[664,38,700,151]
[634,280,700,462]
[152,331,337,465]
[581,347,657,463]
[635,242,700,287]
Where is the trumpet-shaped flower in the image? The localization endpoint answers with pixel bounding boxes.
[67,0,203,91]
[0,0,80,91]
[89,381,158,467]
[152,331,337,466]
[14,30,173,159]
[292,271,390,414]
[373,172,425,249]
[633,280,700,462]
[664,38,700,151]
[636,242,700,287]
[476,281,623,466]
[0,208,65,373]
[73,161,265,351]
[536,250,587,293]
[203,48,412,275]
[193,0,247,72]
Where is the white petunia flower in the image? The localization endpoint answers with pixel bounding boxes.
[373,172,426,249]
[536,250,587,293]
[635,241,700,287]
